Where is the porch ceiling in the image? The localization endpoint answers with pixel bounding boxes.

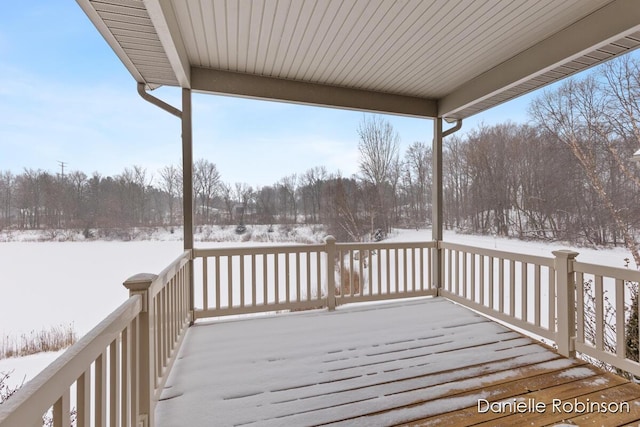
[77,0,640,119]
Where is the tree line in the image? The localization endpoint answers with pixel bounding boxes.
[445,55,640,263]
[1,56,639,249]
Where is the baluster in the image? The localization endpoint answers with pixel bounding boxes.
[285,251,290,303]
[263,253,268,305]
[227,256,233,308]
[576,271,585,343]
[77,370,91,427]
[109,337,120,427]
[251,254,257,307]
[509,260,516,316]
[616,278,625,358]
[296,252,301,302]
[215,256,221,310]
[52,390,71,427]
[240,254,245,308]
[521,262,528,322]
[203,257,208,311]
[95,351,107,426]
[595,275,604,351]
[470,253,476,302]
[534,265,541,327]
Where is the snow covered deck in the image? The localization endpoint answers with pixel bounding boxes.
[155,298,640,426]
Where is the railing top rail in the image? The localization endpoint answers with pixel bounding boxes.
[149,250,191,298]
[335,241,437,250]
[573,260,640,282]
[440,241,554,267]
[193,244,326,258]
[194,241,437,259]
[0,295,142,427]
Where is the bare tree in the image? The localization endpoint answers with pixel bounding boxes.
[300,166,327,223]
[601,55,640,148]
[358,116,400,186]
[357,116,399,235]
[321,175,363,241]
[159,165,181,227]
[530,71,640,266]
[278,174,298,224]
[0,171,14,229]
[219,182,234,224]
[443,135,469,230]
[68,171,88,226]
[133,166,153,225]
[403,142,432,227]
[17,168,46,229]
[234,182,253,224]
[193,159,221,224]
[117,168,136,226]
[255,185,277,225]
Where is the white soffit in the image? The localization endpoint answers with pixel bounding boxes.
[77,0,640,119]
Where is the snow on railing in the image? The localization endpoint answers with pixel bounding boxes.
[191,237,437,319]
[0,250,191,427]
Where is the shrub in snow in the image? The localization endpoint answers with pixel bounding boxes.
[0,370,76,426]
[579,278,639,380]
[1,324,77,360]
[0,370,22,404]
[338,268,360,295]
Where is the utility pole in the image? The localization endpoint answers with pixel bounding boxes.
[58,161,67,180]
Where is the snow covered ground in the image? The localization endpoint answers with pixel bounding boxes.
[0,226,635,395]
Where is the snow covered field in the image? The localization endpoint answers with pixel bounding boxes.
[0,227,635,394]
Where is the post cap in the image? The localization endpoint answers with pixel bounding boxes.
[123,273,158,291]
[325,235,336,243]
[552,249,579,259]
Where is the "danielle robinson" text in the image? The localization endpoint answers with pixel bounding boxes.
[477,398,630,414]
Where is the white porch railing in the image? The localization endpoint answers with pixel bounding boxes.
[3,238,640,427]
[191,237,437,319]
[573,258,640,376]
[0,251,191,427]
[439,242,557,341]
[440,242,640,378]
[192,242,328,317]
[332,240,437,306]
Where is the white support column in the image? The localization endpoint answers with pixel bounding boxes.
[182,88,195,322]
[182,88,194,252]
[432,118,443,292]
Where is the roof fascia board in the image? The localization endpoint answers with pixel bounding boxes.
[76,0,146,84]
[438,0,640,118]
[144,0,191,88]
[191,67,438,118]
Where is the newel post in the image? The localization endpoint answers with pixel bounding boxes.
[124,273,158,427]
[553,250,579,358]
[325,235,336,311]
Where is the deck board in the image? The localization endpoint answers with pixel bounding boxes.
[155,297,640,427]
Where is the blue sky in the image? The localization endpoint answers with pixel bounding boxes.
[1,2,536,187]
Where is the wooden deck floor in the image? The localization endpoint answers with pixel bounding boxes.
[156,298,640,427]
